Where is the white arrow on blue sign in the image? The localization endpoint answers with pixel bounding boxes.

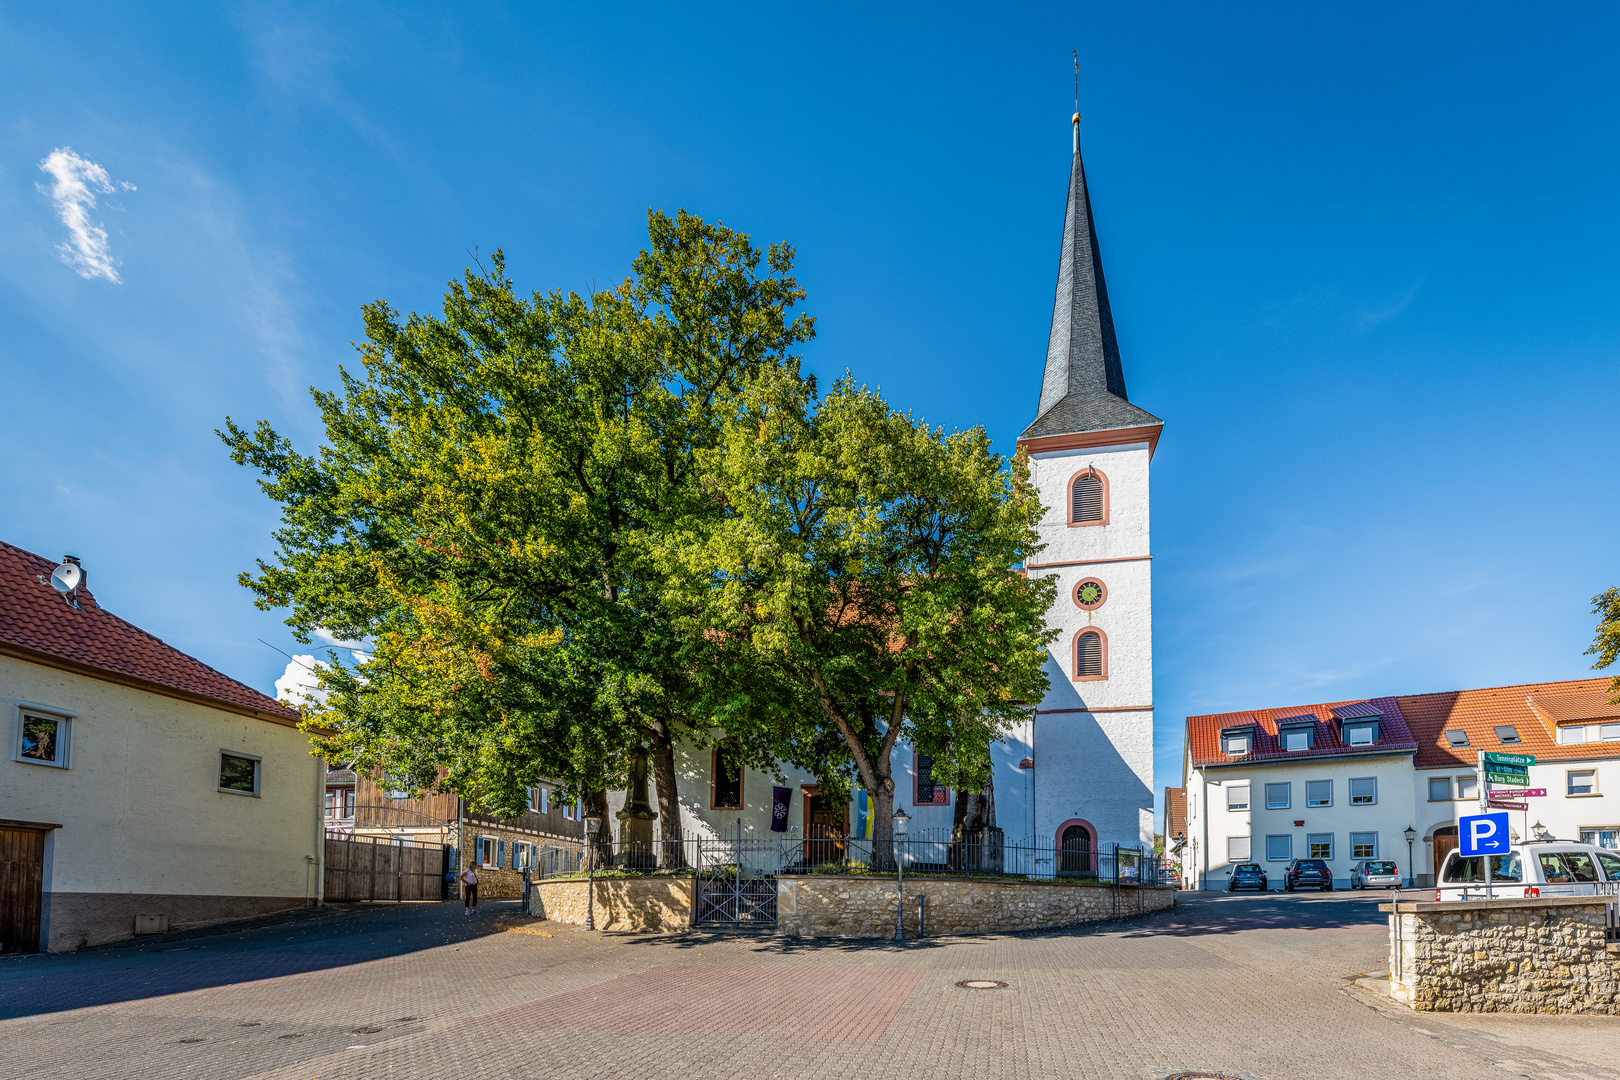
[1459,811,1512,856]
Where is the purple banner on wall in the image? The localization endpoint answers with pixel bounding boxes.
[771,786,792,832]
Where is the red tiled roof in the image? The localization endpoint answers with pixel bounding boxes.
[1163,787,1186,839]
[1186,696,1416,768]
[0,540,298,724]
[1397,678,1620,769]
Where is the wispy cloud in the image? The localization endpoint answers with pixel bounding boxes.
[37,147,134,283]
[1358,278,1425,330]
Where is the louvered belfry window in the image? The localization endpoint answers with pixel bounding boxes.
[1076,631,1103,677]
[1072,473,1104,523]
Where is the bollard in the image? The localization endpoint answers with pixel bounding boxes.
[917,894,925,937]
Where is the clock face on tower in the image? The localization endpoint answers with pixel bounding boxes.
[1073,578,1107,610]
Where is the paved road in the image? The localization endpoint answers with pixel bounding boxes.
[2,889,1616,1080]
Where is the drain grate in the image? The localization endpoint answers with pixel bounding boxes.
[1166,1073,1245,1080]
[238,1022,260,1027]
[351,1026,382,1034]
[954,979,1010,990]
[278,1033,303,1040]
[392,1016,419,1022]
[178,1038,206,1044]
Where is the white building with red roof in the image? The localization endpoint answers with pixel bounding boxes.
[1181,677,1620,889]
[0,541,323,952]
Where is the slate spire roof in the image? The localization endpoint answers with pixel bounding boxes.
[1020,116,1162,443]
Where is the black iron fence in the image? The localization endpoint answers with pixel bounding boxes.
[521,828,1167,887]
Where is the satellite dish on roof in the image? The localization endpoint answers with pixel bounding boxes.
[50,560,82,595]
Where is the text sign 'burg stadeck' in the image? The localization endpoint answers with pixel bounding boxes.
[1458,812,1511,857]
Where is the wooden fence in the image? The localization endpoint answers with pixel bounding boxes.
[323,833,448,902]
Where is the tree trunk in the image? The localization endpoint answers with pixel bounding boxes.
[584,789,613,869]
[644,721,687,869]
[870,773,897,870]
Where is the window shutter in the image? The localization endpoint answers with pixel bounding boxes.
[1072,474,1104,522]
[1076,632,1103,677]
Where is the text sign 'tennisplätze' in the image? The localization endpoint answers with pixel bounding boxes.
[1484,751,1536,767]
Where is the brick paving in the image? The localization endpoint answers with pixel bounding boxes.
[2,890,1617,1080]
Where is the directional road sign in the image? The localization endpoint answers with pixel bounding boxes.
[1459,811,1512,856]
[1486,769,1529,786]
[1486,799,1528,811]
[1484,752,1536,767]
[1490,788,1546,799]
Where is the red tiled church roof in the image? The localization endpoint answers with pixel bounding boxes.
[1186,696,1416,768]
[0,540,299,725]
[1397,678,1620,769]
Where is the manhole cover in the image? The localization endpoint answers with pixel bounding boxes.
[954,979,1010,990]
[1165,1073,1244,1080]
[351,1026,382,1034]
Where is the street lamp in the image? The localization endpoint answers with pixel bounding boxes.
[1532,820,1552,841]
[892,807,911,943]
[584,812,603,931]
[1403,826,1417,887]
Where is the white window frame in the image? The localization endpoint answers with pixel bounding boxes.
[1427,776,1452,802]
[13,701,76,769]
[1561,725,1589,745]
[1305,779,1332,808]
[1455,774,1478,800]
[1350,831,1378,859]
[1343,722,1377,746]
[1568,770,1598,797]
[1306,833,1334,860]
[1602,723,1620,742]
[1227,836,1251,862]
[1222,732,1250,755]
[1349,776,1377,806]
[219,750,262,797]
[1280,726,1312,752]
[1264,782,1291,810]
[1265,834,1292,862]
[1227,784,1251,811]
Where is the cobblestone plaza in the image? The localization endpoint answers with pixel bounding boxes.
[3,893,1617,1080]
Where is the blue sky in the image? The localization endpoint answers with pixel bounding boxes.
[4,3,1617,831]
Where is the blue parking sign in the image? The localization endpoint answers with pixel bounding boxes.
[1459,811,1510,856]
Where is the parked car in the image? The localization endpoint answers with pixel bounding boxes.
[1349,860,1403,889]
[1226,863,1267,892]
[1435,842,1620,900]
[1282,859,1333,891]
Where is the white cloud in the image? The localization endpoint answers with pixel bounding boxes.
[37,147,131,283]
[275,653,328,708]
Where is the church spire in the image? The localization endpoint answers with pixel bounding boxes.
[1020,112,1161,445]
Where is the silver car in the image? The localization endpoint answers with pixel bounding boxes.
[1348,859,1403,889]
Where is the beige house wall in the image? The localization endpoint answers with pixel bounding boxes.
[1,656,323,949]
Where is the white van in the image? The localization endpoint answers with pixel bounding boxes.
[1435,842,1620,900]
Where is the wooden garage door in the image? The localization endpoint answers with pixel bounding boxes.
[0,826,46,954]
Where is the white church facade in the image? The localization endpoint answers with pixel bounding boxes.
[617,113,1160,860]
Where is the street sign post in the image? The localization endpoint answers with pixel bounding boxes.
[1489,788,1546,799]
[1483,752,1536,767]
[1477,750,1536,814]
[1486,799,1528,811]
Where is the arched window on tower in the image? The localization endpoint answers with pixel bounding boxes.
[1073,628,1107,680]
[1069,467,1108,525]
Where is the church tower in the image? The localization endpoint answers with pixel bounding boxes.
[1018,113,1161,856]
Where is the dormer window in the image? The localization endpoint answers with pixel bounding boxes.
[1494,725,1521,745]
[1279,723,1315,752]
[1445,729,1469,747]
[1222,730,1251,755]
[1343,721,1378,746]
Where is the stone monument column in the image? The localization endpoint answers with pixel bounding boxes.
[617,746,659,869]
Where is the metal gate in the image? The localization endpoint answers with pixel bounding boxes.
[693,831,777,926]
[323,832,448,902]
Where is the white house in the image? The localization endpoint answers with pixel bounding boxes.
[1402,678,1620,885]
[1181,697,1419,889]
[1178,677,1620,890]
[0,542,323,952]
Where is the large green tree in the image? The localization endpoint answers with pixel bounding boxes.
[660,366,1057,866]
[221,211,813,841]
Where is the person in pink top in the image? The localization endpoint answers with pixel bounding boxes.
[461,864,479,914]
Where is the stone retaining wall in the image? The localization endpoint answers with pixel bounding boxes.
[529,876,692,931]
[1383,896,1620,1013]
[777,875,1174,938]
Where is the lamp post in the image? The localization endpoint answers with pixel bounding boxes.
[892,807,910,943]
[584,812,602,931]
[1403,826,1416,888]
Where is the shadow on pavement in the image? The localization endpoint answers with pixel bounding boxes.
[1116,891,1389,938]
[0,901,520,1021]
